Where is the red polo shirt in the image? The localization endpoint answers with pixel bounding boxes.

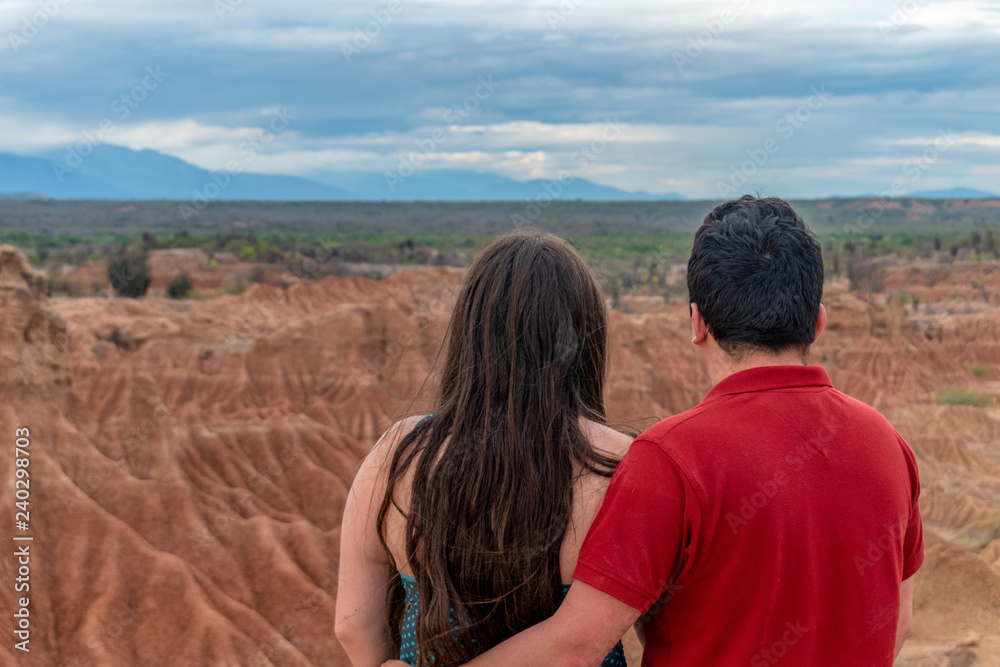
[575,366,923,666]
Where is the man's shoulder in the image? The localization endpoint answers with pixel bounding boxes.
[634,397,730,449]
[813,384,903,438]
[637,382,904,449]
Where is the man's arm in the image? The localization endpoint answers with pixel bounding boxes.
[382,580,641,667]
[380,436,681,667]
[459,438,685,667]
[895,575,915,657]
[463,581,640,667]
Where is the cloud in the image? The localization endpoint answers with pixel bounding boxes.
[889,132,1000,150]
[1,0,998,198]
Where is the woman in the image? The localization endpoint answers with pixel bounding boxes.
[335,229,632,667]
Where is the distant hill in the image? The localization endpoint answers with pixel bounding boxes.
[0,144,685,202]
[0,192,49,200]
[829,187,999,200]
[308,169,685,202]
[0,152,133,199]
[908,187,998,199]
[0,145,349,201]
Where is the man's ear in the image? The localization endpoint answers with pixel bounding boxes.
[691,303,709,345]
[813,304,828,342]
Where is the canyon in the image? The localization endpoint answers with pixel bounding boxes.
[1,244,998,666]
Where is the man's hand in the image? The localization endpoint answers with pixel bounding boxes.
[462,580,641,667]
[379,581,640,667]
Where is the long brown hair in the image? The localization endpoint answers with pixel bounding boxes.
[375,229,619,665]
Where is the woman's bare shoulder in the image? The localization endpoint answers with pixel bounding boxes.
[377,415,429,450]
[579,418,634,460]
[357,415,429,481]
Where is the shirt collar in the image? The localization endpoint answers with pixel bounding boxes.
[703,365,833,402]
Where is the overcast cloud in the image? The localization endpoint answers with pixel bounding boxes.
[2,0,998,198]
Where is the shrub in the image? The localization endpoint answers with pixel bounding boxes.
[257,242,284,263]
[47,275,83,297]
[108,250,151,298]
[249,265,269,283]
[847,258,884,293]
[224,273,250,295]
[937,389,993,407]
[172,230,195,248]
[167,272,194,299]
[968,364,990,379]
[108,326,133,349]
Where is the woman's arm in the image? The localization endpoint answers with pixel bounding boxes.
[335,422,413,666]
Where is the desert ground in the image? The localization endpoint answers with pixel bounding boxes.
[1,241,999,666]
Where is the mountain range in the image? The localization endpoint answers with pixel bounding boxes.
[2,145,995,202]
[0,144,683,202]
[905,187,999,199]
[831,187,999,200]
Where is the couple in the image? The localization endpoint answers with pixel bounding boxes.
[335,196,923,666]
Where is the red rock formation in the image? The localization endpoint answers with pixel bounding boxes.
[2,246,999,665]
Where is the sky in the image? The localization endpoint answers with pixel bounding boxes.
[1,0,999,199]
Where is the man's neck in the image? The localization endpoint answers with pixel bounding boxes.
[706,350,809,386]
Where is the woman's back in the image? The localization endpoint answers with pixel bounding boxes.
[380,415,633,666]
[335,230,631,667]
[381,416,632,586]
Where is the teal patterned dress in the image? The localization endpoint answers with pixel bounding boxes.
[397,573,628,666]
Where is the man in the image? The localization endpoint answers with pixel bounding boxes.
[412,196,923,666]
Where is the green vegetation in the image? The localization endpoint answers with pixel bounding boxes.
[3,197,999,238]
[47,271,84,297]
[108,251,151,298]
[937,389,994,408]
[3,199,998,301]
[968,364,991,379]
[224,274,251,296]
[167,272,194,299]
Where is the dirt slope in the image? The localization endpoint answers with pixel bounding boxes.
[2,245,999,665]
